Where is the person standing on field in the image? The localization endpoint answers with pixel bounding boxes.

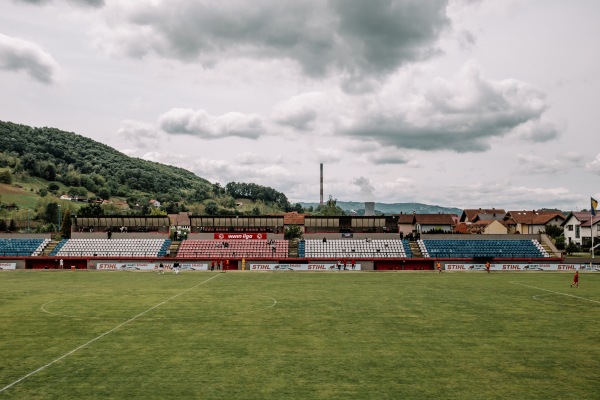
[570,270,579,288]
[437,262,443,273]
[485,261,491,274]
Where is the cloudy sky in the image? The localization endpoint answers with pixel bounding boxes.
[1,0,599,211]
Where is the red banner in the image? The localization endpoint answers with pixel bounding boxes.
[213,233,266,240]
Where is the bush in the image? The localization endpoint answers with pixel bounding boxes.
[0,170,12,184]
[565,242,579,255]
[554,235,565,250]
[284,225,304,241]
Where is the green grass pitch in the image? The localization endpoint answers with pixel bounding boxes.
[1,270,598,399]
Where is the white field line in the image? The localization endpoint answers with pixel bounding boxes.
[41,295,278,320]
[0,273,222,394]
[510,281,600,305]
[41,300,123,320]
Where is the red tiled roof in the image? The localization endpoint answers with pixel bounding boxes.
[506,210,564,225]
[580,215,600,227]
[454,220,507,234]
[284,212,305,225]
[414,214,456,225]
[396,214,415,224]
[454,222,469,234]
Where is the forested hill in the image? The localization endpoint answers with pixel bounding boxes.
[0,120,214,202]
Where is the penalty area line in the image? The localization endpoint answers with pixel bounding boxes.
[510,281,600,304]
[0,273,222,394]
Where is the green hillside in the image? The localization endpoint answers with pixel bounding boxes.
[0,120,213,204]
[0,121,299,233]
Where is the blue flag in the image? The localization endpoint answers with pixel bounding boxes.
[592,197,598,216]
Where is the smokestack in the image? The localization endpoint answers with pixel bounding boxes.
[320,163,323,205]
[365,202,375,216]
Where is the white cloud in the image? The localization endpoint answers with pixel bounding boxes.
[586,154,600,175]
[315,148,343,164]
[159,108,266,139]
[272,92,327,131]
[0,33,61,84]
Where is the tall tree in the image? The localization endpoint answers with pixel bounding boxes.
[60,208,72,239]
[45,202,60,225]
[316,195,345,216]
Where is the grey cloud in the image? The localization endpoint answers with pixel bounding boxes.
[511,119,559,142]
[516,153,583,176]
[159,108,265,139]
[117,120,159,149]
[275,108,318,131]
[15,0,104,7]
[368,153,410,165]
[340,63,558,152]
[0,34,60,84]
[457,28,476,50]
[331,0,449,74]
[98,0,449,84]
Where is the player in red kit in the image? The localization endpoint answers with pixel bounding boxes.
[570,270,579,288]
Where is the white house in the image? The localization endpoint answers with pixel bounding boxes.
[562,212,595,246]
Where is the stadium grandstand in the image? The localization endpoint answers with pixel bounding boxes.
[418,239,549,259]
[0,238,50,257]
[50,238,171,257]
[0,210,579,271]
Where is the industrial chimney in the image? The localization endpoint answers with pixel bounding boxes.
[320,163,323,206]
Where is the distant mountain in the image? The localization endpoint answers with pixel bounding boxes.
[299,201,462,215]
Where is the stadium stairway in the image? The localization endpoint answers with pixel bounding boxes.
[288,239,299,258]
[42,240,60,256]
[541,242,559,257]
[168,241,181,257]
[409,241,422,257]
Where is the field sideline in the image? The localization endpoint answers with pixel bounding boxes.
[1,271,598,399]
